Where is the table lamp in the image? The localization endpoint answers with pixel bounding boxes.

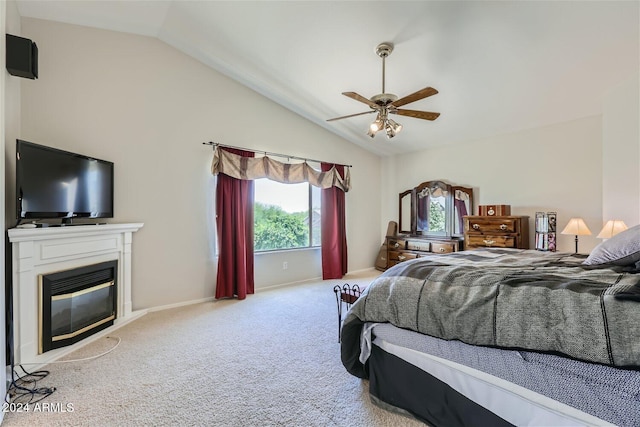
[596,220,628,239]
[561,218,591,254]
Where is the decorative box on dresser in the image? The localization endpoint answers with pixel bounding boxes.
[386,236,460,268]
[463,216,530,249]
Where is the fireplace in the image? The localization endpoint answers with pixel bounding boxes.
[8,223,143,366]
[39,261,118,354]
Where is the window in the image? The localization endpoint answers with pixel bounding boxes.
[254,178,321,251]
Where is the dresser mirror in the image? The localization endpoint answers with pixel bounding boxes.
[398,180,473,238]
[416,180,450,236]
[452,186,473,236]
[398,189,413,234]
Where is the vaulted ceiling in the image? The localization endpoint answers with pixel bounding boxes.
[15,1,639,156]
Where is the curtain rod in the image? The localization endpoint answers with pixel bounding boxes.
[202,141,352,168]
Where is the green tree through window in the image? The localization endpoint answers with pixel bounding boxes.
[429,199,446,232]
[254,203,308,250]
[253,179,321,251]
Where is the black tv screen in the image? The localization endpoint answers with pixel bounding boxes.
[16,140,114,222]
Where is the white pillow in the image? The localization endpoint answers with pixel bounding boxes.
[583,224,640,266]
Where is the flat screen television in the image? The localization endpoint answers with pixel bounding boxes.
[16,140,114,224]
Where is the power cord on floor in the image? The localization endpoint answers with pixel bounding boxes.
[4,336,121,404]
[19,336,122,365]
[5,365,55,405]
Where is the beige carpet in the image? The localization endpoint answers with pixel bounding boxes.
[3,271,424,427]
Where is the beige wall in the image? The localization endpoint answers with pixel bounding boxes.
[0,0,7,411]
[4,2,21,228]
[381,71,639,253]
[383,116,605,253]
[602,74,640,227]
[15,18,381,309]
[2,0,24,408]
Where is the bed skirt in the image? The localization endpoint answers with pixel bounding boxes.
[369,343,513,426]
[365,323,639,426]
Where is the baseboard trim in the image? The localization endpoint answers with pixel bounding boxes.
[257,267,378,292]
[146,267,379,310]
[147,296,216,313]
[257,276,323,292]
[346,266,377,275]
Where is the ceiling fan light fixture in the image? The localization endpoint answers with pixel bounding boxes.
[385,124,396,138]
[379,117,402,139]
[388,118,402,133]
[369,113,384,133]
[385,128,396,139]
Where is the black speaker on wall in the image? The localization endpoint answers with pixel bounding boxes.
[6,34,38,79]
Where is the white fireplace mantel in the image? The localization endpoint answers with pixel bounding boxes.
[8,223,144,366]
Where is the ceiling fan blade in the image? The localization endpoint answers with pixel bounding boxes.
[390,87,438,108]
[393,109,441,121]
[342,92,379,109]
[327,110,377,122]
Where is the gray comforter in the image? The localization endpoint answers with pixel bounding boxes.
[341,248,640,378]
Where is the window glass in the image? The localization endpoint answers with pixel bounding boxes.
[311,185,322,246]
[254,179,321,251]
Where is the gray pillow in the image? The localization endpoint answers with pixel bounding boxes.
[583,224,640,266]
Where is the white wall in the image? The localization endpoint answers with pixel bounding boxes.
[15,18,381,309]
[4,1,21,228]
[602,74,640,227]
[2,0,23,411]
[384,116,604,253]
[0,0,7,414]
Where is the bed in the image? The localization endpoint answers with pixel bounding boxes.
[340,226,640,426]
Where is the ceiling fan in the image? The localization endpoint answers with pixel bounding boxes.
[327,42,440,139]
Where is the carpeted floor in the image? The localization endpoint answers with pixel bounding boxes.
[2,271,425,427]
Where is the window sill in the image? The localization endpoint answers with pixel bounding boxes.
[255,246,321,256]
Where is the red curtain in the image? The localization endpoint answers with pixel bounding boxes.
[215,148,255,300]
[321,163,348,279]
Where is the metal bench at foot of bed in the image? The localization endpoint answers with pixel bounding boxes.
[333,283,365,342]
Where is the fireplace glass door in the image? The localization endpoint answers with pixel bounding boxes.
[40,260,118,353]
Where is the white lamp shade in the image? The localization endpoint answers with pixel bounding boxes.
[561,218,592,236]
[597,220,628,239]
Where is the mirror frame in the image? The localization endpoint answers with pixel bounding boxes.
[398,189,414,234]
[451,186,474,237]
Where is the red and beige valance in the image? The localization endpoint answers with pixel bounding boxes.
[211,146,351,192]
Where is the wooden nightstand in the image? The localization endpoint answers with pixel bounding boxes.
[464,216,529,249]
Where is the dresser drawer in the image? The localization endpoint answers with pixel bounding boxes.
[387,239,407,250]
[388,251,418,262]
[467,218,518,234]
[407,240,431,252]
[385,235,462,270]
[431,242,456,253]
[466,235,516,248]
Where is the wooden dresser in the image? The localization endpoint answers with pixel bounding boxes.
[386,236,460,269]
[463,216,529,249]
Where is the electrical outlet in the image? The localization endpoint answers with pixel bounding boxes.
[282,262,288,270]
